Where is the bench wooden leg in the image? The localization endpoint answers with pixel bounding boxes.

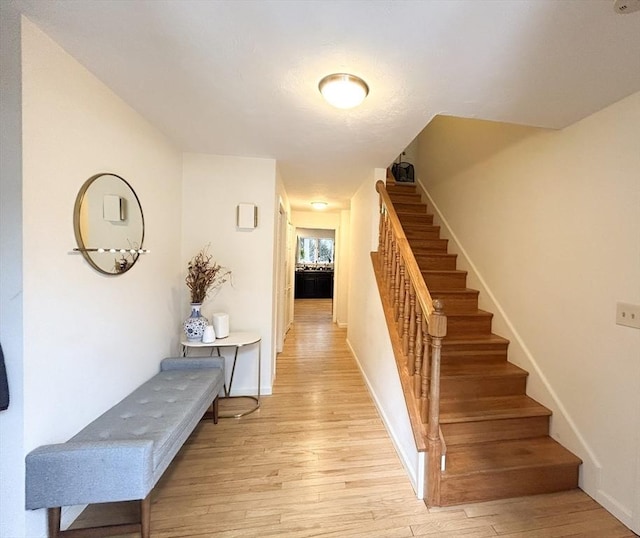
[48,495,151,538]
[213,396,219,424]
[48,507,61,538]
[141,494,151,538]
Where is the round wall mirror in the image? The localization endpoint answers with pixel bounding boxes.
[73,173,145,275]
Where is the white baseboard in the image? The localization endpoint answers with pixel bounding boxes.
[345,338,423,499]
[596,490,635,533]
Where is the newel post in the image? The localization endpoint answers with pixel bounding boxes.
[426,299,447,507]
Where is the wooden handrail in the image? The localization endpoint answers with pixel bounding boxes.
[375,179,448,507]
[376,181,435,318]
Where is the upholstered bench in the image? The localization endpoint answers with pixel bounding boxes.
[25,357,225,538]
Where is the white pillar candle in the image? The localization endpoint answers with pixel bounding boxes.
[202,325,216,343]
[212,313,229,338]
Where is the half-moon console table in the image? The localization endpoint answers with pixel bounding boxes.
[181,331,261,418]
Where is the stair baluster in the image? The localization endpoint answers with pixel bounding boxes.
[407,285,417,375]
[397,261,406,326]
[402,277,411,356]
[414,301,423,397]
[389,240,397,297]
[393,250,401,318]
[421,331,430,423]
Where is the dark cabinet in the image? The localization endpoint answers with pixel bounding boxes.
[295,271,333,298]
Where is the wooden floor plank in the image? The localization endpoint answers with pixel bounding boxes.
[71,299,636,538]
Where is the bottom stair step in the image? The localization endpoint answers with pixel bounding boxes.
[440,437,582,505]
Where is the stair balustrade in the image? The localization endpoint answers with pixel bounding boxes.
[375,179,447,506]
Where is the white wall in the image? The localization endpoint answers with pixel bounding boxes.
[0,6,25,537]
[416,95,640,532]
[346,169,421,495]
[6,18,184,537]
[181,153,277,396]
[337,210,351,328]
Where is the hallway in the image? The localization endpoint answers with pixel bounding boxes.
[74,299,635,537]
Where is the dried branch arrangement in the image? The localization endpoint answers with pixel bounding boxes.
[185,246,231,304]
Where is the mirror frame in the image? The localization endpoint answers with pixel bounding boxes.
[73,172,145,276]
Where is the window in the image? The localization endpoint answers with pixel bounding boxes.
[298,237,334,264]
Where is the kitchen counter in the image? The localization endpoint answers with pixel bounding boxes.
[295,270,334,298]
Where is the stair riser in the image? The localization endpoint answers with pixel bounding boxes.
[409,240,448,252]
[422,272,467,289]
[402,222,441,231]
[397,213,434,225]
[442,340,508,355]
[393,203,428,214]
[389,194,422,204]
[441,416,550,446]
[429,290,479,311]
[439,465,580,506]
[414,255,458,271]
[446,315,493,337]
[439,375,527,399]
[386,185,417,195]
[441,344,509,362]
[405,229,441,240]
[441,350,508,362]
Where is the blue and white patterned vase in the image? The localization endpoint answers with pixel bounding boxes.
[183,303,209,341]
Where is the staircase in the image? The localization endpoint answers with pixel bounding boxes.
[384,181,581,506]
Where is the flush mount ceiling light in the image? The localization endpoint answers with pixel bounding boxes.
[319,73,369,109]
[311,201,328,210]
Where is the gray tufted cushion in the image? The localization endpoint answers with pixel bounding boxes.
[71,369,216,469]
[25,357,224,510]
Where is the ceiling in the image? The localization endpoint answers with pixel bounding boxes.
[8,0,640,211]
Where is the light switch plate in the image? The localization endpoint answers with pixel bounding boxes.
[616,302,640,329]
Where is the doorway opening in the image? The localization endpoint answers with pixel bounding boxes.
[294,228,335,300]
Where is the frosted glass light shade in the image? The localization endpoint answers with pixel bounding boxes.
[319,73,369,109]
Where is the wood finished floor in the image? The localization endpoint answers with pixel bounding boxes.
[74,299,636,537]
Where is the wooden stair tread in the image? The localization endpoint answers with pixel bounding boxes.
[421,269,467,276]
[444,310,494,337]
[406,227,441,235]
[446,309,494,319]
[441,334,510,361]
[430,287,478,294]
[442,333,510,347]
[388,183,418,189]
[387,188,422,197]
[402,223,440,230]
[444,437,582,476]
[410,238,446,244]
[440,360,527,378]
[394,202,428,211]
[440,395,552,423]
[396,210,430,217]
[414,252,457,259]
[410,240,447,247]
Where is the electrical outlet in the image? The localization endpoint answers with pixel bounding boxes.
[616,302,640,329]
